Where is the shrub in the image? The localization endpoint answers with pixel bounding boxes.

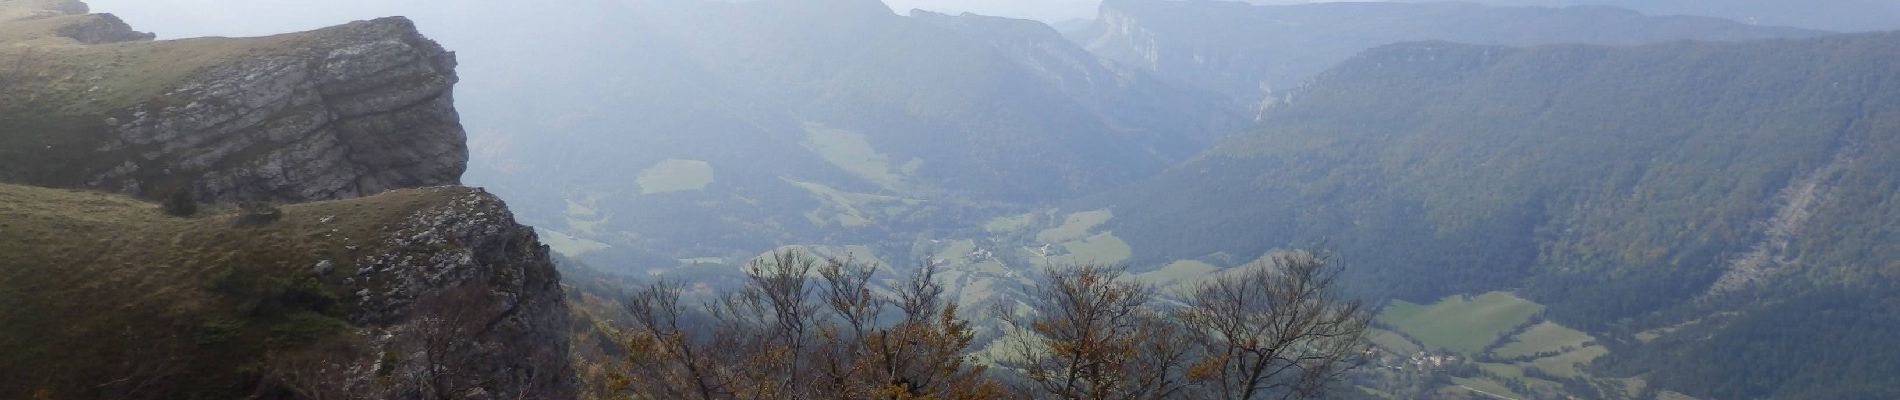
[237,201,283,225]
[163,189,198,217]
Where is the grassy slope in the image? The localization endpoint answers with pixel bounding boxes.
[0,183,476,398]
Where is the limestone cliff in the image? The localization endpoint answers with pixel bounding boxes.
[97,18,466,203]
[1,2,465,204]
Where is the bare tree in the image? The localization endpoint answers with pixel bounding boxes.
[812,256,885,398]
[622,279,738,400]
[401,284,496,400]
[619,250,1001,400]
[260,335,389,400]
[505,345,561,400]
[826,261,1001,399]
[1000,264,1188,400]
[1177,251,1370,400]
[709,250,820,398]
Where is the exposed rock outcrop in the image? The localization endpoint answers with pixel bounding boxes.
[350,187,576,399]
[53,12,152,43]
[89,17,466,203]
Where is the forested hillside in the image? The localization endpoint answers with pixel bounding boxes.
[1089,32,1900,398]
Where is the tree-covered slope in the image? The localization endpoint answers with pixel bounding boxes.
[1090,32,1900,398]
[1074,0,1825,115]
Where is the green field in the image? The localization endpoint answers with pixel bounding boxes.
[636,159,715,194]
[1494,321,1596,358]
[784,178,920,228]
[932,239,979,262]
[1368,291,1632,398]
[802,124,918,193]
[1366,328,1423,354]
[1377,291,1544,355]
[1051,232,1133,266]
[984,212,1038,233]
[1036,209,1112,243]
[1526,345,1609,378]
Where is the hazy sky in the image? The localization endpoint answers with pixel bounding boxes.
[84,0,1111,40]
[78,0,1900,40]
[85,0,440,38]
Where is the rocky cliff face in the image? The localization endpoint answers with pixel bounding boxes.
[91,17,467,203]
[48,13,152,43]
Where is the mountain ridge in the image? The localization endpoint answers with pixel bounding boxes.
[1075,0,1828,116]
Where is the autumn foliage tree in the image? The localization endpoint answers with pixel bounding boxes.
[618,250,1003,399]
